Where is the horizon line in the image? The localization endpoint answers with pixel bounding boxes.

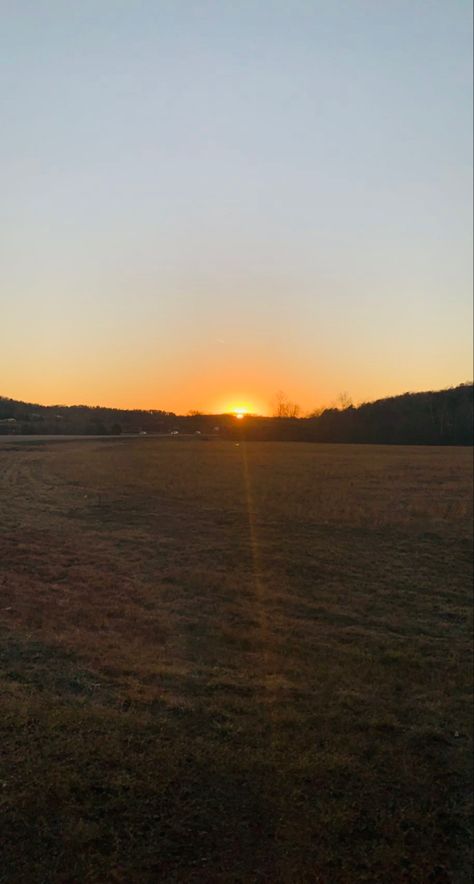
[1,380,472,417]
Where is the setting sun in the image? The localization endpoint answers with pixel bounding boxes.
[214,397,266,417]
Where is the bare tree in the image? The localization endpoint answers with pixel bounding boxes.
[335,392,353,410]
[273,391,300,418]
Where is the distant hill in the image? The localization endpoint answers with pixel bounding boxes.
[1,383,472,445]
[306,383,473,446]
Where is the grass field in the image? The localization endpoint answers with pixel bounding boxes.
[0,438,472,883]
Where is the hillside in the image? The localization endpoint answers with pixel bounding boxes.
[0,383,472,445]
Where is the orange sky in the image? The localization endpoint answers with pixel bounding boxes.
[3,343,471,417]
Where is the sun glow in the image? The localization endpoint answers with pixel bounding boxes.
[214,396,267,417]
[230,406,249,420]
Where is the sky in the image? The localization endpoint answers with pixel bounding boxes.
[1,0,472,415]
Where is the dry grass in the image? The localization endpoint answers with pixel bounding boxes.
[0,439,472,882]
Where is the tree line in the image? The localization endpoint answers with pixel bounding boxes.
[0,383,472,445]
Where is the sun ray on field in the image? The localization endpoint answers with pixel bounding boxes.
[239,442,273,701]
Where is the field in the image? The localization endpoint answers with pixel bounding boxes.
[0,438,472,883]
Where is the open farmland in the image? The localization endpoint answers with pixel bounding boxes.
[0,438,472,883]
